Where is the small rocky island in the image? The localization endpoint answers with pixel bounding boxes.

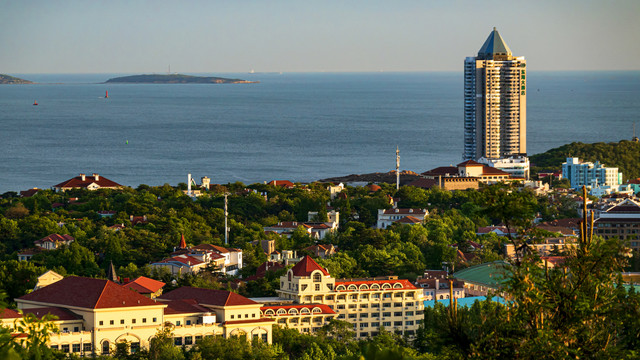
[0,74,34,84]
[105,74,258,84]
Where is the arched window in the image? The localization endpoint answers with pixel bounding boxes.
[300,308,310,315]
[288,271,292,281]
[312,307,322,314]
[265,309,275,316]
[393,283,403,289]
[288,308,299,315]
[382,283,391,289]
[347,284,357,291]
[102,341,110,355]
[439,295,443,300]
[313,272,322,282]
[336,285,346,291]
[277,309,286,316]
[371,284,380,290]
[359,284,369,291]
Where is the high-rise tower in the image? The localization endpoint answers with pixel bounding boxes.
[463,28,526,160]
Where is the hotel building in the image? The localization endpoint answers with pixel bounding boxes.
[275,256,424,338]
[464,28,526,161]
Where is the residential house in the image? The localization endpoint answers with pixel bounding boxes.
[122,276,166,299]
[376,208,428,229]
[415,270,465,301]
[304,244,336,259]
[53,173,123,192]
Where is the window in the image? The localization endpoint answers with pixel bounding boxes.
[313,272,322,282]
[406,321,414,326]
[195,335,203,343]
[262,334,268,342]
[371,322,380,327]
[132,319,136,324]
[348,304,356,309]
[360,304,368,309]
[371,303,380,308]
[360,332,369,337]
[348,314,357,319]
[176,321,181,326]
[360,322,368,328]
[83,343,92,353]
[131,342,140,353]
[102,341,110,354]
[99,321,103,326]
[109,320,114,325]
[382,303,391,308]
[252,313,256,318]
[120,319,125,324]
[73,326,79,332]
[50,345,59,350]
[372,312,380,317]
[337,305,345,309]
[62,344,70,353]
[231,315,234,319]
[394,312,403,317]
[360,313,368,318]
[383,312,391,317]
[383,321,391,327]
[185,336,193,345]
[174,337,183,346]
[406,311,414,316]
[186,320,192,325]
[315,284,320,291]
[72,344,80,353]
[253,334,259,341]
[394,303,403,307]
[394,321,403,326]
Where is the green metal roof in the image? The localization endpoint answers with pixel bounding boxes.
[478,27,512,59]
[453,261,511,288]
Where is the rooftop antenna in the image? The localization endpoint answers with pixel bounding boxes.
[396,146,400,190]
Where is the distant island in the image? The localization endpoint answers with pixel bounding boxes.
[105,74,258,84]
[0,74,34,84]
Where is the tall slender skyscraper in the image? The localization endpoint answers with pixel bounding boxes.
[463,28,526,160]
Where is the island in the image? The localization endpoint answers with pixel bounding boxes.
[0,74,34,84]
[105,74,258,84]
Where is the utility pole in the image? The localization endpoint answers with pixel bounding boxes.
[224,193,229,245]
[396,146,400,190]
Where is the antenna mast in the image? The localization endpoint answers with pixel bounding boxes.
[396,146,400,190]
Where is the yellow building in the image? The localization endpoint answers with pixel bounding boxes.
[5,276,273,356]
[277,256,424,338]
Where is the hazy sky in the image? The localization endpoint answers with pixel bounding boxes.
[1,0,638,74]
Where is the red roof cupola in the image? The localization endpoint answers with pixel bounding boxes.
[290,255,330,277]
[179,234,187,249]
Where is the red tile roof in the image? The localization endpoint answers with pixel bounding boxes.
[480,166,511,176]
[405,178,438,189]
[457,160,483,167]
[0,308,21,319]
[395,216,422,224]
[192,243,231,254]
[335,278,417,290]
[291,256,330,277]
[366,184,382,192]
[158,255,204,266]
[381,208,427,215]
[34,234,74,245]
[421,166,459,177]
[21,307,82,321]
[163,299,210,315]
[158,287,258,306]
[123,276,165,294]
[268,180,295,188]
[53,173,122,189]
[19,188,40,198]
[17,276,159,309]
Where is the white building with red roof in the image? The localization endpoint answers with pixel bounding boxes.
[276,256,424,338]
[52,173,123,192]
[4,276,274,356]
[376,208,428,229]
[34,233,74,250]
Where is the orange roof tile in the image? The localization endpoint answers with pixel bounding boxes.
[123,276,165,294]
[159,287,258,306]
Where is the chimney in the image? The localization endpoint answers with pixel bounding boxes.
[80,173,86,181]
[93,173,99,181]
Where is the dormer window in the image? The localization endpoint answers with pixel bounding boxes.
[313,272,322,282]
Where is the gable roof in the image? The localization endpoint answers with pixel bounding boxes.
[192,243,232,254]
[17,276,159,309]
[457,160,484,167]
[158,287,258,306]
[0,308,21,319]
[34,234,74,245]
[290,255,330,277]
[123,276,165,294]
[163,299,210,315]
[21,307,83,321]
[53,174,122,189]
[421,166,458,177]
[606,199,640,213]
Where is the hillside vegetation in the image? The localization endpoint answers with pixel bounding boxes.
[530,140,640,180]
[0,74,34,84]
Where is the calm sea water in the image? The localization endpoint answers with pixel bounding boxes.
[0,71,638,193]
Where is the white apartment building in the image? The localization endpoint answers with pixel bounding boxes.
[477,155,530,180]
[376,208,428,229]
[561,157,621,190]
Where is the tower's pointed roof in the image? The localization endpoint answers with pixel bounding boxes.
[179,234,187,249]
[106,260,118,283]
[478,27,512,59]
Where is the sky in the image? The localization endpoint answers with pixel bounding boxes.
[1,0,638,74]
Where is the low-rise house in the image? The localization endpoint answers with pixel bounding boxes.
[130,215,148,226]
[19,188,40,197]
[35,233,74,250]
[504,238,577,260]
[267,180,295,189]
[476,226,517,238]
[415,270,465,301]
[191,244,243,276]
[53,173,123,192]
[150,254,207,275]
[376,208,428,229]
[327,183,344,200]
[304,244,336,259]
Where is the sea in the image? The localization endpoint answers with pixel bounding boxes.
[0,71,638,193]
